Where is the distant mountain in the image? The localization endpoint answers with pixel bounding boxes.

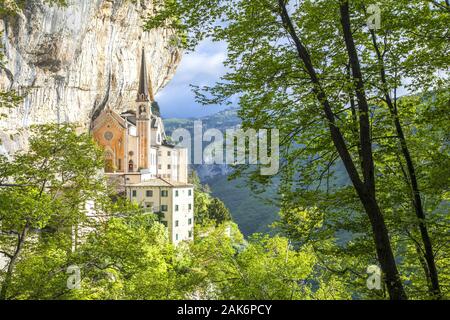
[206,174,279,236]
[165,108,280,236]
[164,108,241,180]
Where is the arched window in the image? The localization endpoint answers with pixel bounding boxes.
[105,151,114,173]
[139,105,146,115]
[128,160,134,172]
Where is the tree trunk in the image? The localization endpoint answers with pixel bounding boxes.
[368,30,441,299]
[339,4,375,195]
[338,1,407,299]
[277,0,407,299]
[357,188,407,299]
[0,223,29,300]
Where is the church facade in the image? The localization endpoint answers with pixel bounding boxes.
[92,49,193,245]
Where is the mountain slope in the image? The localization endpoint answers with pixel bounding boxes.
[165,108,280,236]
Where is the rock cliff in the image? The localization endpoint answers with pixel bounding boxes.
[0,0,181,154]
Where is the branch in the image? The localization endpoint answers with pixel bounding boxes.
[0,183,31,188]
[276,0,364,193]
[0,250,12,259]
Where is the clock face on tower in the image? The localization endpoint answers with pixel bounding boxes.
[104,131,114,141]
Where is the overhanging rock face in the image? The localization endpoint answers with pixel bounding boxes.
[0,0,181,154]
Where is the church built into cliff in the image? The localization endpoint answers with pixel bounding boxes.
[91,49,193,245]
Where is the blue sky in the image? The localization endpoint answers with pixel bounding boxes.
[155,40,230,119]
[155,39,413,120]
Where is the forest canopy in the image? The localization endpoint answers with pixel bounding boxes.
[145,0,450,300]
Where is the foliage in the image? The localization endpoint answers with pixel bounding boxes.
[207,198,232,225]
[145,0,450,299]
[0,0,448,300]
[189,171,233,226]
[0,124,347,300]
[0,123,105,299]
[186,222,350,299]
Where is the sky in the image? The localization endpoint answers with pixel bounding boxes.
[155,40,230,119]
[155,39,416,120]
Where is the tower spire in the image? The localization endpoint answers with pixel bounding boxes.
[137,47,150,102]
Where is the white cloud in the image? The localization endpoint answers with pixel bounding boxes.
[156,40,232,118]
[174,51,227,82]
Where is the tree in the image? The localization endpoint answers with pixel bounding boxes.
[0,123,104,299]
[68,213,181,300]
[207,198,232,226]
[145,0,449,299]
[189,170,232,226]
[186,222,350,299]
[189,171,211,224]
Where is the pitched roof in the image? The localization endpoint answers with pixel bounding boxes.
[91,108,127,132]
[121,110,137,125]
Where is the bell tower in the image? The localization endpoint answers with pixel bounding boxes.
[136,47,152,170]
